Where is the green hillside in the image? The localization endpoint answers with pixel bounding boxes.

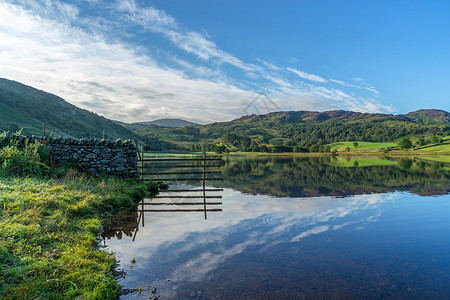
[0,78,133,139]
[131,110,450,153]
[2,77,448,152]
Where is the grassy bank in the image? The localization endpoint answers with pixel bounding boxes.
[0,174,157,299]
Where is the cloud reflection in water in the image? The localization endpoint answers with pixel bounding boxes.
[107,188,399,298]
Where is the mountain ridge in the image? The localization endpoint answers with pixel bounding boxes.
[133,108,450,152]
[228,109,449,125]
[123,118,201,128]
[1,78,448,153]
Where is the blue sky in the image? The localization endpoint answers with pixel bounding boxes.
[0,0,449,123]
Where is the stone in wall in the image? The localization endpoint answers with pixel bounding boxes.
[1,134,139,178]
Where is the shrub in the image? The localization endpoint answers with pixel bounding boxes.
[398,137,412,149]
[0,132,50,177]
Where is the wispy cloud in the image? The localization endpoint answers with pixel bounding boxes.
[0,0,394,123]
[287,67,328,83]
[330,78,352,86]
[0,1,254,123]
[256,58,282,71]
[114,0,259,73]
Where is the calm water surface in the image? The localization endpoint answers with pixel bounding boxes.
[104,156,450,299]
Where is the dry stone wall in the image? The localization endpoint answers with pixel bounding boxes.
[2,134,139,178]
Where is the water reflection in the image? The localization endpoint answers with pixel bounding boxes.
[102,185,223,242]
[218,156,450,197]
[106,189,401,299]
[104,156,450,299]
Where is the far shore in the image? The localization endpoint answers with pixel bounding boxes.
[146,150,450,157]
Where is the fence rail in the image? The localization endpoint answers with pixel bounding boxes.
[133,151,224,220]
[137,151,223,183]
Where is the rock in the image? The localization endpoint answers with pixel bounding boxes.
[158,182,169,190]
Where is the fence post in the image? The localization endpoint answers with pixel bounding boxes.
[141,145,144,181]
[132,134,142,160]
[203,150,207,219]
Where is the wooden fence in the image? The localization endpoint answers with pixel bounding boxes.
[134,150,224,224]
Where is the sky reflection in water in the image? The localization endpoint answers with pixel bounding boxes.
[105,157,450,299]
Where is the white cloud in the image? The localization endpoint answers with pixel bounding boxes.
[286,56,298,63]
[331,78,380,96]
[116,0,176,29]
[0,1,254,123]
[256,58,282,71]
[0,0,393,123]
[114,0,259,73]
[287,67,328,83]
[330,78,351,86]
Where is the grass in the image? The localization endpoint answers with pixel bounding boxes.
[414,143,450,153]
[0,173,157,299]
[144,152,198,157]
[0,102,40,125]
[328,141,396,152]
[144,151,219,157]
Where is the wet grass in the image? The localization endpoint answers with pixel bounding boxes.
[0,172,157,299]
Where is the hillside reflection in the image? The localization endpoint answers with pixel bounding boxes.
[217,156,450,197]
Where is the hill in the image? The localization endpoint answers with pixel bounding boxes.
[119,118,200,130]
[135,119,200,128]
[403,109,450,124]
[0,78,133,139]
[132,109,450,152]
[1,78,448,152]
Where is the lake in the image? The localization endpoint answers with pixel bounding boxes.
[103,156,450,299]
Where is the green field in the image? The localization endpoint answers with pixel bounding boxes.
[328,141,396,152]
[414,143,450,153]
[143,151,217,157]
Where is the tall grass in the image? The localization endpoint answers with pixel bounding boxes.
[0,132,49,177]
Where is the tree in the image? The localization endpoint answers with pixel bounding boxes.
[430,136,440,144]
[398,138,412,149]
[353,142,358,148]
[415,138,426,146]
[215,144,228,154]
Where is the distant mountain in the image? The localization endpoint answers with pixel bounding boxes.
[125,118,200,128]
[0,78,133,139]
